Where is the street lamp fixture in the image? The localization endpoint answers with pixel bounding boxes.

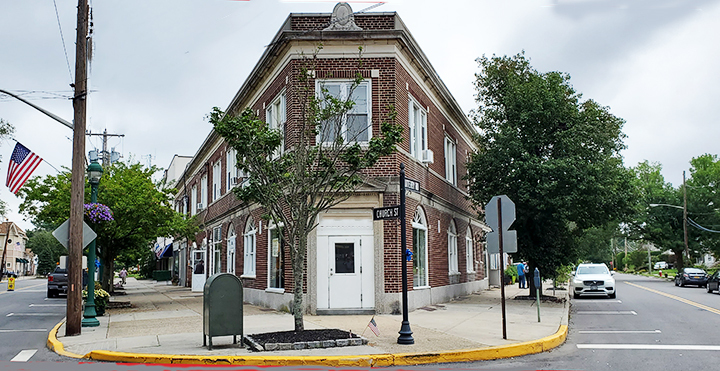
[82,159,103,327]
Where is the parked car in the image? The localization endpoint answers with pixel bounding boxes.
[654,261,669,270]
[572,263,616,299]
[674,268,708,287]
[707,271,720,294]
[47,266,68,298]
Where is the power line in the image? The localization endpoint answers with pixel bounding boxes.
[52,0,74,84]
[688,217,720,234]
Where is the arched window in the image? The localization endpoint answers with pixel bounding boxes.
[227,224,236,275]
[413,207,429,287]
[466,226,474,273]
[243,217,256,277]
[448,220,458,274]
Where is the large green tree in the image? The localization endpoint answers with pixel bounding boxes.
[467,53,635,287]
[685,154,720,260]
[18,161,193,291]
[211,51,402,331]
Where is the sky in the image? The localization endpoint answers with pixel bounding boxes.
[2,0,719,232]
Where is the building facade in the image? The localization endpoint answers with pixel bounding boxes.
[172,3,489,314]
[1,221,32,276]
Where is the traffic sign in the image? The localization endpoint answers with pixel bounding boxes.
[52,218,97,250]
[485,195,517,254]
[404,178,420,193]
[373,205,400,220]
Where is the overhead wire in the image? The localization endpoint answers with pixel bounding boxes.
[688,217,720,234]
[52,0,74,84]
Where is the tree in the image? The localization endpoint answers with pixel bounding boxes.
[466,53,635,289]
[211,50,403,331]
[18,161,192,291]
[685,154,720,260]
[26,229,66,275]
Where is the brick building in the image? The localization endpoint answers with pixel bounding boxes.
[172,3,490,314]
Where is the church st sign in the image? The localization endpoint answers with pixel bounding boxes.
[373,205,400,220]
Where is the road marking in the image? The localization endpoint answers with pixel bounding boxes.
[577,299,622,303]
[0,282,46,295]
[6,313,62,317]
[625,282,720,315]
[578,330,661,334]
[576,311,637,315]
[29,304,65,307]
[10,349,37,362]
[578,344,720,350]
[0,329,47,333]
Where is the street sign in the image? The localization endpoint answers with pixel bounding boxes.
[485,195,518,254]
[373,205,401,220]
[52,218,97,250]
[404,178,420,193]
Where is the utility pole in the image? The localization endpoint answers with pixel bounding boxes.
[86,129,124,167]
[683,170,690,266]
[67,0,90,337]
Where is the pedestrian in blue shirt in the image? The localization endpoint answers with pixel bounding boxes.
[517,262,526,289]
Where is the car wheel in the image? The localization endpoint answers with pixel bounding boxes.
[708,285,713,293]
[680,279,685,287]
[675,279,679,286]
[47,289,55,298]
[609,292,616,299]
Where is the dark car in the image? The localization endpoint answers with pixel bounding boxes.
[675,268,708,287]
[707,271,720,294]
[47,267,68,298]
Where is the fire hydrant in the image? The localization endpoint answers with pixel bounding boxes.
[659,270,663,277]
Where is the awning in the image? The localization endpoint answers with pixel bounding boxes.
[157,243,174,259]
[15,258,29,264]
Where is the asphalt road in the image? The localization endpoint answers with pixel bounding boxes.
[411,272,720,370]
[0,277,68,363]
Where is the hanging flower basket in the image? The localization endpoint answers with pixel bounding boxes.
[84,203,114,224]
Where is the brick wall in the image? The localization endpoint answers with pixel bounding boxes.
[290,14,395,31]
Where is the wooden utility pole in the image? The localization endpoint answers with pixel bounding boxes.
[67,0,89,336]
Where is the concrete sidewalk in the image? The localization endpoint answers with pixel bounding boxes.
[50,277,569,366]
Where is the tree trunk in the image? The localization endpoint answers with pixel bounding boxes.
[100,253,114,293]
[292,237,305,331]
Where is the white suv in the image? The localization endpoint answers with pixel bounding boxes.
[572,263,616,299]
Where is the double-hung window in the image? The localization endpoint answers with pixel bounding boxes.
[243,218,256,277]
[317,80,371,144]
[266,93,286,158]
[268,227,284,290]
[212,161,221,201]
[466,226,474,273]
[200,175,208,209]
[448,221,458,274]
[444,136,457,185]
[191,185,198,215]
[409,98,428,160]
[212,226,222,275]
[412,207,429,288]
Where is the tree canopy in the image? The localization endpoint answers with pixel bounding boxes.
[467,53,636,280]
[18,161,193,290]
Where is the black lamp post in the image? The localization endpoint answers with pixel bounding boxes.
[81,159,103,327]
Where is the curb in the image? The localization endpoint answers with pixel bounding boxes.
[46,320,87,359]
[49,322,568,366]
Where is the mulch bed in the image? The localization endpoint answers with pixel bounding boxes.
[248,329,359,346]
[514,295,566,303]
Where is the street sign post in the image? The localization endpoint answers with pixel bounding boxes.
[484,195,518,340]
[404,178,420,193]
[373,206,401,221]
[52,218,97,250]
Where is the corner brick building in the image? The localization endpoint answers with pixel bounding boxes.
[171,3,490,314]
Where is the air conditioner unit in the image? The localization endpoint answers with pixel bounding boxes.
[421,149,434,164]
[230,177,239,186]
[196,203,204,210]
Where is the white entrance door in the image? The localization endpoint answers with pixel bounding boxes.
[328,236,362,308]
[191,249,206,292]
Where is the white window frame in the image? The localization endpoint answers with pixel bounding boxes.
[412,207,429,288]
[191,185,198,215]
[243,217,256,278]
[200,175,208,209]
[316,80,372,144]
[466,226,475,273]
[212,161,221,202]
[266,92,286,158]
[448,220,459,275]
[227,225,236,275]
[267,225,284,292]
[445,136,457,185]
[212,226,222,275]
[226,149,236,191]
[409,97,428,160]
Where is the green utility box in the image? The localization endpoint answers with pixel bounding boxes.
[203,273,243,350]
[152,270,171,282]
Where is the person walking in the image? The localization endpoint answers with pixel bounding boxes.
[119,268,128,285]
[517,261,526,289]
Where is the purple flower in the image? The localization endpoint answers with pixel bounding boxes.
[84,203,114,223]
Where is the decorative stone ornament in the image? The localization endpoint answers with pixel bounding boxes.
[324,2,362,31]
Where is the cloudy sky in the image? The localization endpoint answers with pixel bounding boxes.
[2,0,719,231]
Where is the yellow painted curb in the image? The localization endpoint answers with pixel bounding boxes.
[47,320,88,359]
[77,325,568,366]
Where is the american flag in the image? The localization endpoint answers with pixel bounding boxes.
[367,317,380,337]
[6,142,42,195]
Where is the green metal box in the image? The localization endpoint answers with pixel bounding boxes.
[203,273,243,349]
